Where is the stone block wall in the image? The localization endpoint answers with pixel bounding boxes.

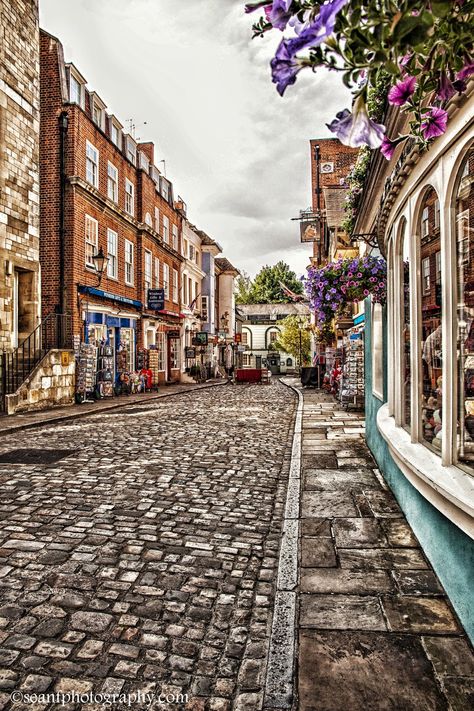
[5,349,75,414]
[0,0,41,350]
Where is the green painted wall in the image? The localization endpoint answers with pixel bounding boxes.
[364,300,474,643]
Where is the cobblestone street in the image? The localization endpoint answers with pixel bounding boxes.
[0,382,295,710]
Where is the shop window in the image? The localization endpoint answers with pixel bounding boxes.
[241,331,248,345]
[454,147,474,473]
[401,221,411,429]
[125,179,134,216]
[86,141,99,188]
[268,330,279,347]
[85,215,98,267]
[107,228,118,279]
[107,162,118,203]
[372,302,383,399]
[125,239,134,285]
[156,332,166,371]
[419,187,442,451]
[144,250,152,295]
[170,338,180,369]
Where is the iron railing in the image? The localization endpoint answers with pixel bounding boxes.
[1,313,72,400]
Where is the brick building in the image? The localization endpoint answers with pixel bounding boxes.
[40,30,185,384]
[0,0,40,351]
[308,138,358,265]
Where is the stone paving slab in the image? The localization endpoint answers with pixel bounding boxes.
[293,385,474,711]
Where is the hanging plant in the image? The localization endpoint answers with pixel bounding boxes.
[245,1,474,155]
[304,256,387,333]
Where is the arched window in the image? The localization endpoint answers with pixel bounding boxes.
[454,146,474,473]
[145,212,152,226]
[418,187,442,450]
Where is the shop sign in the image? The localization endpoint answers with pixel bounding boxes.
[167,330,180,339]
[148,289,165,311]
[61,351,70,367]
[237,345,246,352]
[192,332,208,346]
[185,347,196,359]
[218,330,227,338]
[235,333,242,343]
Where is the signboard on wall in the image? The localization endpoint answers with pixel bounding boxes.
[185,347,196,359]
[167,330,180,339]
[192,332,208,346]
[148,289,165,311]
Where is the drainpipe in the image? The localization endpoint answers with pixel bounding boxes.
[58,111,68,346]
[314,143,322,264]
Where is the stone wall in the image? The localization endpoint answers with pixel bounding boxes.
[5,349,75,415]
[0,0,41,350]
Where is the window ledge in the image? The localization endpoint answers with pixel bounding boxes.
[377,404,474,539]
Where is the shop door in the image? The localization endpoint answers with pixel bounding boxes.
[108,327,116,379]
[267,354,281,374]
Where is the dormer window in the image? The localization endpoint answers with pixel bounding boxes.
[70,74,82,104]
[93,103,102,128]
[126,137,137,166]
[111,123,120,148]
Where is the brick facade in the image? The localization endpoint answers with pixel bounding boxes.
[309,138,358,263]
[40,30,184,381]
[0,0,40,350]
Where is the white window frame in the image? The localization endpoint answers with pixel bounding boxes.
[172,224,179,252]
[92,102,103,130]
[372,301,384,400]
[189,244,195,261]
[435,250,441,285]
[107,162,118,203]
[156,332,166,371]
[154,258,160,288]
[85,215,98,268]
[163,216,169,244]
[125,179,135,216]
[154,207,160,233]
[172,268,179,303]
[86,141,99,188]
[421,206,430,238]
[69,73,83,106]
[163,263,170,300]
[124,239,134,285]
[144,249,152,295]
[201,295,209,321]
[107,228,118,279]
[422,255,430,294]
[434,199,440,229]
[126,137,137,165]
[111,122,121,148]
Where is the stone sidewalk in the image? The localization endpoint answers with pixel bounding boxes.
[0,380,228,437]
[292,385,474,711]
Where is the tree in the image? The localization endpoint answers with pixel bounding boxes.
[234,271,254,305]
[275,315,311,366]
[250,261,303,303]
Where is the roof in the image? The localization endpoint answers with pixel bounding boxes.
[189,225,223,252]
[215,257,239,276]
[237,303,310,319]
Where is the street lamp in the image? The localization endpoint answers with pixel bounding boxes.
[91,247,109,286]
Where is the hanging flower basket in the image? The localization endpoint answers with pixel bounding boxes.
[304,256,387,336]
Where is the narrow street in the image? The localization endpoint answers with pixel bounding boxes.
[0,383,296,710]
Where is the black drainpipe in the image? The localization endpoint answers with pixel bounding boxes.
[58,111,68,345]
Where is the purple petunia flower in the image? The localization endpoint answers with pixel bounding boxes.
[244,1,271,13]
[421,107,448,140]
[271,40,304,95]
[388,75,416,106]
[456,61,474,81]
[265,0,293,31]
[282,0,349,58]
[437,71,457,101]
[381,136,396,160]
[327,96,385,149]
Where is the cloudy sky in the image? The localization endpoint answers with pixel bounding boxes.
[40,0,350,278]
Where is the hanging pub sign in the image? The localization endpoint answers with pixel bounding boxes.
[192,331,208,346]
[235,333,242,343]
[148,288,165,311]
[185,347,196,359]
[167,330,180,339]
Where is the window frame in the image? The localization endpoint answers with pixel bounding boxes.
[86,140,99,188]
[85,215,98,268]
[107,161,118,203]
[106,228,118,280]
[125,179,135,217]
[172,268,179,303]
[163,216,170,244]
[144,249,152,295]
[163,263,170,300]
[124,239,134,286]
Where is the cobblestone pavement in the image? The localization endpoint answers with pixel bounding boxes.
[295,387,474,711]
[0,382,296,710]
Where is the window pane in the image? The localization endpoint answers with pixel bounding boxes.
[420,188,442,451]
[455,147,474,473]
[401,222,411,429]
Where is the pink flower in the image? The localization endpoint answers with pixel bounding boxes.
[381,136,396,160]
[388,76,416,106]
[421,107,448,140]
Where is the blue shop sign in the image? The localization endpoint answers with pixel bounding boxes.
[78,285,142,310]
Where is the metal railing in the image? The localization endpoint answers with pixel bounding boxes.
[1,313,72,400]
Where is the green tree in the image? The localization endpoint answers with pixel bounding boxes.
[234,271,254,305]
[275,315,311,366]
[250,261,304,303]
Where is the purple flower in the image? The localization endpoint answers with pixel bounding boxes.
[421,107,448,140]
[327,96,385,149]
[244,1,271,13]
[381,136,396,160]
[265,0,293,31]
[456,61,474,81]
[388,75,416,106]
[437,72,457,101]
[282,0,349,58]
[271,40,304,95]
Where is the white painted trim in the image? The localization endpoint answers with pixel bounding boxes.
[377,404,474,539]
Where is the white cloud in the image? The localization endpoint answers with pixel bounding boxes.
[40,0,350,277]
